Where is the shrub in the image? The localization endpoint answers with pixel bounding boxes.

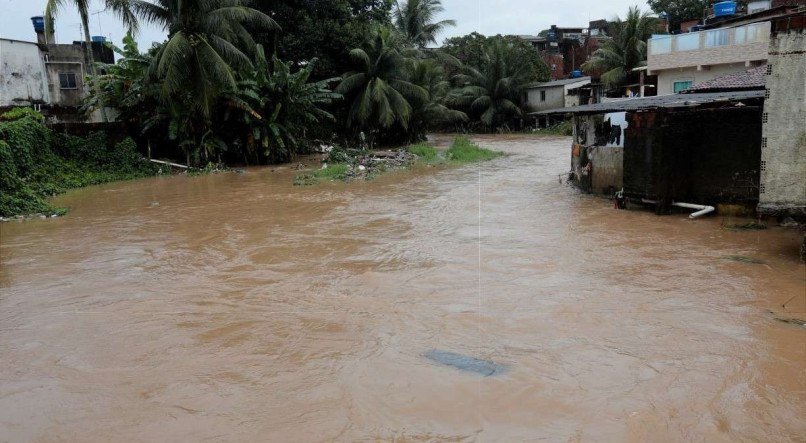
[0,108,156,217]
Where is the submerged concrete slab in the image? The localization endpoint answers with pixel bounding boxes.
[424,350,507,377]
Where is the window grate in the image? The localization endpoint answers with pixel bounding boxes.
[765,88,770,99]
[760,184,766,194]
[766,65,773,75]
[762,137,767,148]
[59,72,78,90]
[761,160,767,171]
[762,113,769,124]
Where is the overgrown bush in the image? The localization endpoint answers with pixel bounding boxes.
[0,108,157,218]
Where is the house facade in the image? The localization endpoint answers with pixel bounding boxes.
[525,77,592,112]
[647,1,805,95]
[0,16,113,121]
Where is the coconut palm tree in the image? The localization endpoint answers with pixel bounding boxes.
[582,6,657,88]
[336,27,428,135]
[449,40,530,131]
[45,0,139,121]
[129,0,280,117]
[408,59,467,139]
[394,0,456,48]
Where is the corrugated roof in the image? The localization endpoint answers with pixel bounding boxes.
[681,65,767,93]
[531,90,764,115]
[526,77,592,89]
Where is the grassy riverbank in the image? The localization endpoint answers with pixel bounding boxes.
[294,137,504,185]
[0,109,157,219]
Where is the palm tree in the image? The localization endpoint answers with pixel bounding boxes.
[45,0,139,122]
[408,59,467,139]
[582,7,657,88]
[394,0,456,48]
[449,41,530,131]
[336,27,428,136]
[129,0,280,117]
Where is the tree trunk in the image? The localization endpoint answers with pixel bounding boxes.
[80,12,109,123]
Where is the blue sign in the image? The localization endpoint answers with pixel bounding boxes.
[714,1,737,17]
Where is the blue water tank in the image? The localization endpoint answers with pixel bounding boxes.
[714,1,737,17]
[571,70,583,78]
[91,35,107,43]
[30,16,45,32]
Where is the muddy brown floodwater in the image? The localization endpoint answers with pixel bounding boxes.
[1,135,804,442]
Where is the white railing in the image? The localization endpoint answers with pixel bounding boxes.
[648,21,771,55]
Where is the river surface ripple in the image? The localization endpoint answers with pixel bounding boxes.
[1,135,804,442]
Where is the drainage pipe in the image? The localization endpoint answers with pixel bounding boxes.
[640,199,715,219]
[672,202,715,219]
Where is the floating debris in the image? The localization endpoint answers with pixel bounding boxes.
[424,350,507,377]
[724,255,766,265]
[775,317,806,327]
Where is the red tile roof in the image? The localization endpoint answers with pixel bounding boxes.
[682,65,767,93]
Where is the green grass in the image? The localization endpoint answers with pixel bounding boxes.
[445,137,504,163]
[294,163,349,186]
[407,143,440,163]
[294,137,504,186]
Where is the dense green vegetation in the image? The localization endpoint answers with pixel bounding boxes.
[0,110,156,218]
[75,0,550,166]
[4,0,559,216]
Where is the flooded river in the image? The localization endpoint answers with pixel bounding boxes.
[1,135,804,441]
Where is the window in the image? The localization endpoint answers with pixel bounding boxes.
[540,90,546,102]
[673,80,693,93]
[59,72,77,89]
[705,29,730,47]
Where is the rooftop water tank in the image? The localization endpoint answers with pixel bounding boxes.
[30,16,45,32]
[91,35,107,43]
[571,70,584,78]
[714,1,737,17]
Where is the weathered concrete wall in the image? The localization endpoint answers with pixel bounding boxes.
[759,30,806,216]
[526,86,565,112]
[43,44,88,108]
[0,39,50,106]
[570,113,626,194]
[588,145,624,194]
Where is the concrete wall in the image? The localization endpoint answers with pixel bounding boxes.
[0,39,50,106]
[526,86,565,112]
[655,62,761,95]
[588,145,624,193]
[759,30,806,216]
[570,113,626,194]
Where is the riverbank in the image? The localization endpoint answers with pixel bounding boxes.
[0,109,158,219]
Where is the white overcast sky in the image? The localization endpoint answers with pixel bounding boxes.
[0,0,645,49]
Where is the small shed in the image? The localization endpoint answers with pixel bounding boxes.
[533,90,765,210]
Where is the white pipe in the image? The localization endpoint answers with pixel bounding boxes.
[149,159,190,169]
[672,202,715,219]
[640,198,714,219]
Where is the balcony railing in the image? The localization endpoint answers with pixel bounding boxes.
[648,21,770,55]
